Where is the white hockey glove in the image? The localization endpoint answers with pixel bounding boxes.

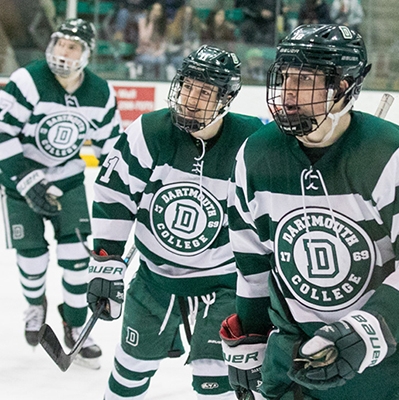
[289,310,397,390]
[220,314,269,398]
[87,249,127,321]
[16,169,63,217]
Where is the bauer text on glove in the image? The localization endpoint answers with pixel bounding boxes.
[16,169,63,217]
[288,310,397,391]
[87,250,127,321]
[220,313,269,396]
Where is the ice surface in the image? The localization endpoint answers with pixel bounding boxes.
[0,168,196,399]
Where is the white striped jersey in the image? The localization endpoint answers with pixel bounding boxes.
[229,111,399,337]
[0,60,122,189]
[92,108,263,296]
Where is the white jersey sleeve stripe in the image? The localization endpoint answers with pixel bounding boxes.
[383,268,399,291]
[0,137,23,160]
[126,116,153,169]
[372,148,399,210]
[237,269,270,298]
[11,67,40,105]
[92,218,134,241]
[94,184,139,215]
[229,229,272,255]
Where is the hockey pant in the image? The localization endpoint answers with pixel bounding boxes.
[6,184,91,326]
[104,270,237,399]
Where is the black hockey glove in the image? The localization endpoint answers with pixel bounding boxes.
[220,314,268,398]
[16,169,63,217]
[87,250,127,321]
[288,310,397,391]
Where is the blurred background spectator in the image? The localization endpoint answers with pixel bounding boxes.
[133,1,167,80]
[166,4,203,75]
[112,0,154,43]
[201,7,236,49]
[164,0,186,22]
[189,0,227,9]
[235,0,278,46]
[330,0,364,32]
[0,0,398,92]
[298,0,332,25]
[243,47,267,83]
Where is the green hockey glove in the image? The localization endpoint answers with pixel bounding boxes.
[289,310,397,390]
[16,169,63,217]
[87,250,126,321]
[220,313,268,397]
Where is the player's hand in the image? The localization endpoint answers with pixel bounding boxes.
[288,311,396,390]
[16,169,63,217]
[220,314,269,397]
[87,250,126,321]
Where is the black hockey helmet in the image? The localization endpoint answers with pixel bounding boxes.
[168,45,242,133]
[266,24,371,136]
[46,18,96,78]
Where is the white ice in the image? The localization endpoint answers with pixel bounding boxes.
[0,167,196,399]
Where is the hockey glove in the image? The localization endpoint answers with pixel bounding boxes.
[16,169,63,217]
[289,310,397,391]
[87,250,127,321]
[220,314,268,398]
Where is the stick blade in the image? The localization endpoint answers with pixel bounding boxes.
[38,324,71,372]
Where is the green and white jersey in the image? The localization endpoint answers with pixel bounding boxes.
[0,60,122,190]
[230,111,399,339]
[92,108,263,296]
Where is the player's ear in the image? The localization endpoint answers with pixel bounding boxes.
[334,79,350,109]
[340,79,350,92]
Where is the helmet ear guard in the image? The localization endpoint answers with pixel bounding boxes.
[168,45,241,133]
[342,62,372,104]
[267,24,371,136]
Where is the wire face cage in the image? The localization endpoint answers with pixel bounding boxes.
[266,62,338,137]
[168,74,226,133]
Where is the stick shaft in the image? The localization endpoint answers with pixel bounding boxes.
[374,93,394,119]
[40,232,137,371]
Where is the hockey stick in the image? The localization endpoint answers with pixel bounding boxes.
[38,300,106,372]
[0,184,12,249]
[38,230,137,371]
[74,227,137,264]
[374,93,394,118]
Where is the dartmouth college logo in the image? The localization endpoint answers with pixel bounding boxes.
[36,112,88,160]
[275,207,375,311]
[150,182,223,256]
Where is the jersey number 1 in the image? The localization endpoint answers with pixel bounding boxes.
[99,156,119,184]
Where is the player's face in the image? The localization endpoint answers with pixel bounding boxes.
[53,38,83,62]
[179,78,220,127]
[281,67,327,121]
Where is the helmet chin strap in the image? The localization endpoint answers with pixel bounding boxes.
[201,100,231,132]
[303,90,355,148]
[181,100,231,134]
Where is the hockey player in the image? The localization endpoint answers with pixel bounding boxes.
[86,45,264,398]
[220,24,399,400]
[0,18,122,368]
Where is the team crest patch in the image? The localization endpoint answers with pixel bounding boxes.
[150,182,223,256]
[36,112,89,160]
[275,207,375,311]
[126,327,139,347]
[12,224,24,240]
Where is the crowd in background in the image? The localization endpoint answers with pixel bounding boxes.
[105,0,364,82]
